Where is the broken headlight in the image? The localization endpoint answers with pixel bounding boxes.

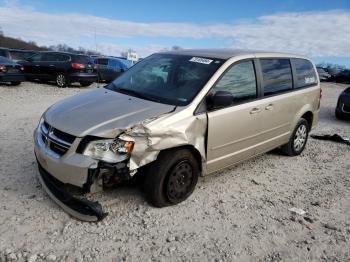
[83,139,134,163]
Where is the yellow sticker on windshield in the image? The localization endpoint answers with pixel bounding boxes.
[189,57,213,65]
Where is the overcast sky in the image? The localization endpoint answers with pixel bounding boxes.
[1,0,350,66]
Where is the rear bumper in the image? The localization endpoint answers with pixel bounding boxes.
[0,73,26,82]
[69,73,98,83]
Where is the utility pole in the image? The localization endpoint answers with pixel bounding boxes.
[94,27,97,53]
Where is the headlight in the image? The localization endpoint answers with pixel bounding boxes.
[83,139,134,163]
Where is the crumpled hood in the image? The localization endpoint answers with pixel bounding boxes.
[44,88,175,137]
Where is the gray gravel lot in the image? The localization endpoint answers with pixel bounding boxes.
[0,81,349,262]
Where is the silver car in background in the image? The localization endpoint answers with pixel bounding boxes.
[34,49,321,221]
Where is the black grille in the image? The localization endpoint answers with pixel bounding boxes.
[49,142,69,155]
[41,121,76,156]
[52,128,76,144]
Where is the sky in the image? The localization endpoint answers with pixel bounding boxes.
[0,0,350,67]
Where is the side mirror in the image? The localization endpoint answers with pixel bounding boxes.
[207,91,234,109]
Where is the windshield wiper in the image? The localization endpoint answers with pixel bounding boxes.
[117,88,161,103]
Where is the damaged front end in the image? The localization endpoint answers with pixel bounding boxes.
[34,119,138,222]
[35,103,208,222]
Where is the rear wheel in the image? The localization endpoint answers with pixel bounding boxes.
[281,118,309,156]
[10,81,21,86]
[143,148,199,207]
[56,73,68,88]
[80,81,92,87]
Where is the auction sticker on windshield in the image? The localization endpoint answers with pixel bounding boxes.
[189,57,213,64]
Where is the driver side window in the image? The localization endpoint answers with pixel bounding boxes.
[212,60,257,105]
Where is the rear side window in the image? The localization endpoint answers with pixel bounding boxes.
[28,53,43,62]
[42,53,57,61]
[292,59,317,88]
[212,60,257,104]
[260,59,293,96]
[56,54,70,62]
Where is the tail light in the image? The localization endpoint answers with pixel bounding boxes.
[320,88,323,99]
[0,65,6,72]
[71,63,85,69]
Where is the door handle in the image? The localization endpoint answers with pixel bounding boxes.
[49,65,55,67]
[250,107,261,114]
[35,64,40,67]
[265,104,274,110]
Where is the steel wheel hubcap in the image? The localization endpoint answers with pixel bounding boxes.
[294,124,307,151]
[57,75,65,86]
[167,161,193,202]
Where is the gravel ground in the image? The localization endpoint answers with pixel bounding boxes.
[0,81,349,262]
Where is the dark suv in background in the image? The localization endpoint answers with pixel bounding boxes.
[19,52,98,87]
[0,48,37,62]
[94,56,131,82]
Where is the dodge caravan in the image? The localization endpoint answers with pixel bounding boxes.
[34,49,321,221]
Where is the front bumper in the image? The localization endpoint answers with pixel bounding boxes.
[37,161,107,221]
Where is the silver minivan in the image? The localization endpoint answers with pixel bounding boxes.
[34,49,321,221]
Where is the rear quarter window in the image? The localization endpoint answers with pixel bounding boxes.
[292,59,318,88]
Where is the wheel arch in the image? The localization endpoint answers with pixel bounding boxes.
[292,105,314,131]
[157,144,204,173]
[301,111,313,129]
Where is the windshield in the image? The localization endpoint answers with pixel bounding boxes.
[106,53,225,106]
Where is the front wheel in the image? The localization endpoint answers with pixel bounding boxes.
[56,73,68,88]
[143,148,199,207]
[281,118,309,156]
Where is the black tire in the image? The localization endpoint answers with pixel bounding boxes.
[10,81,21,86]
[281,118,309,156]
[56,73,68,88]
[335,110,347,120]
[143,148,199,207]
[80,81,92,87]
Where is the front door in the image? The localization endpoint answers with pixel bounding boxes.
[206,60,265,173]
